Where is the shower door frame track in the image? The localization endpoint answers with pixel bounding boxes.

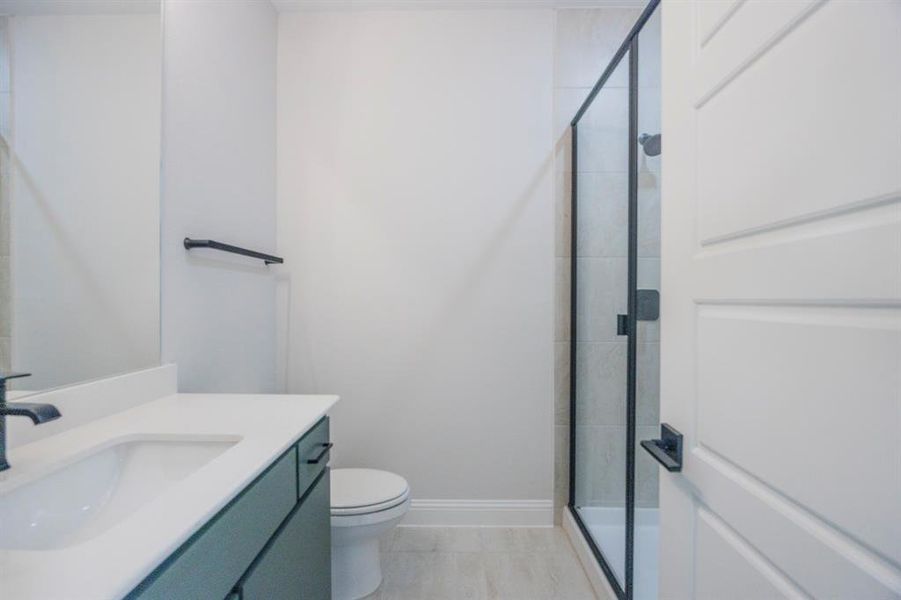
[568,2,660,599]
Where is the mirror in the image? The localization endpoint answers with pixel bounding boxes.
[0,0,161,396]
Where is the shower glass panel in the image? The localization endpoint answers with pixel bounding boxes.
[569,2,660,599]
[634,6,661,600]
[572,49,631,590]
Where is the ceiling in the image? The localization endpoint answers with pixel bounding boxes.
[0,0,645,16]
[0,0,158,15]
[0,0,647,15]
[271,0,648,11]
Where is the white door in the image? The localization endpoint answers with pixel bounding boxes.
[659,1,901,598]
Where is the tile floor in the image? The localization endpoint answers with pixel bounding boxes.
[362,527,599,600]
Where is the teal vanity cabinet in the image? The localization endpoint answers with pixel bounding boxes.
[239,471,331,599]
[127,417,331,600]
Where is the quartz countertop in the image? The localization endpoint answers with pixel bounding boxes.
[0,392,338,599]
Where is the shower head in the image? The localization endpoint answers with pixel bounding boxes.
[638,133,661,157]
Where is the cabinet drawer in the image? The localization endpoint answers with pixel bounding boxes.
[127,449,298,600]
[240,469,332,600]
[296,416,330,498]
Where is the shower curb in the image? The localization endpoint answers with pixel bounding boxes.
[563,507,618,600]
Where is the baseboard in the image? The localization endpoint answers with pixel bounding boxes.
[563,507,618,600]
[400,499,554,527]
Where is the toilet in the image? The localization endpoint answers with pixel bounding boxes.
[330,468,411,600]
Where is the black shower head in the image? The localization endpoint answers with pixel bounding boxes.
[638,133,661,157]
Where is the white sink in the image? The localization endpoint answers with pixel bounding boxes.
[0,436,239,550]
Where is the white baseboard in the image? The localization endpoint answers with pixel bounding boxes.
[400,499,554,527]
[563,507,617,600]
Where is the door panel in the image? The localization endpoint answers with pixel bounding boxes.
[695,0,821,103]
[694,210,901,302]
[689,450,896,599]
[694,508,804,600]
[660,0,901,598]
[696,0,743,49]
[697,306,900,564]
[697,1,901,243]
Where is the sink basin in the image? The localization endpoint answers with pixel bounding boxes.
[0,436,239,550]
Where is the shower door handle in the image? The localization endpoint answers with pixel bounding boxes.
[640,423,683,472]
[616,291,658,336]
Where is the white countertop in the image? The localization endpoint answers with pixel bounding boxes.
[0,392,338,600]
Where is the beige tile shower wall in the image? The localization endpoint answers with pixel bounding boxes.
[0,17,10,372]
[553,7,645,524]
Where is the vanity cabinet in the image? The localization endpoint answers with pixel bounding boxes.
[127,417,331,600]
[240,471,330,599]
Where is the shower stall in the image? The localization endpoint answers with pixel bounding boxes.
[568,2,661,600]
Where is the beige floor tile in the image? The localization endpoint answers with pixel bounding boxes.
[443,528,484,553]
[543,547,598,599]
[519,527,576,555]
[365,527,597,600]
[390,527,483,553]
[483,552,552,599]
[390,527,446,552]
[479,528,528,553]
[376,552,486,600]
[479,527,574,554]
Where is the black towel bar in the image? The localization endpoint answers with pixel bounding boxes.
[183,238,283,265]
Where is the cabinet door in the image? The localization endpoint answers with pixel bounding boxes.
[241,470,331,600]
[128,450,298,600]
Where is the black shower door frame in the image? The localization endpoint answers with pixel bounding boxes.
[567,2,660,599]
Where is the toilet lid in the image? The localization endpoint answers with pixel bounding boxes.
[331,468,410,515]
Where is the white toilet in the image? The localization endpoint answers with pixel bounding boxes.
[330,468,411,600]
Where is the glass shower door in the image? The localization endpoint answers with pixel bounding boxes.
[633,7,662,600]
[571,47,632,591]
[569,3,661,599]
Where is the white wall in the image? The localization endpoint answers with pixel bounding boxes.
[1,16,15,375]
[160,0,278,393]
[9,14,161,391]
[277,10,555,518]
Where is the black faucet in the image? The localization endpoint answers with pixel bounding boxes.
[0,373,61,472]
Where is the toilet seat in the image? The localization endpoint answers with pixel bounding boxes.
[331,468,410,517]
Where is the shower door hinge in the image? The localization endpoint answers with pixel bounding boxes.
[637,289,660,321]
[617,289,659,336]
